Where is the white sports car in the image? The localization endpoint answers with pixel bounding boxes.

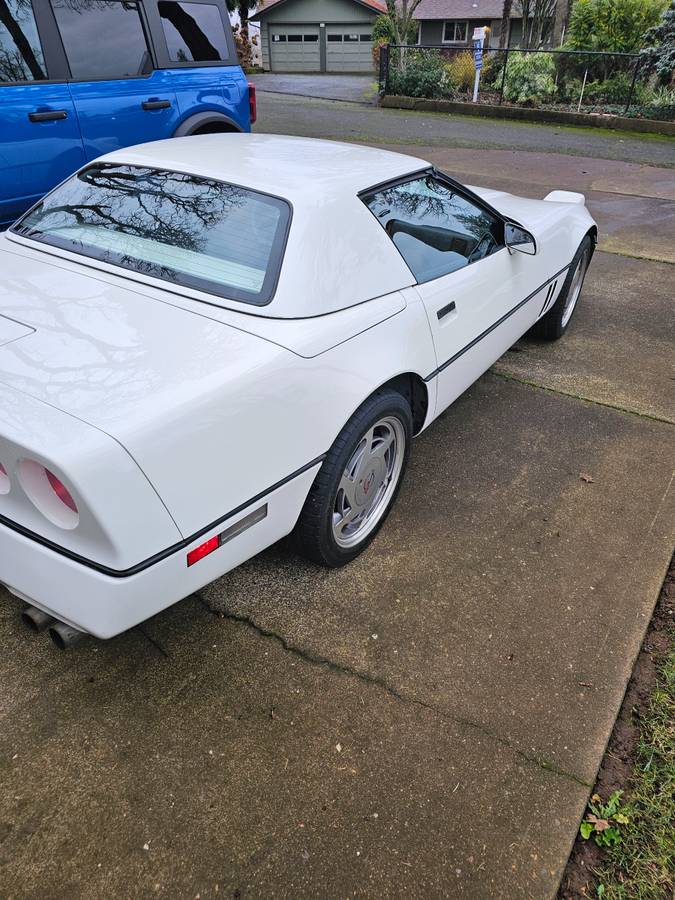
[0,134,596,646]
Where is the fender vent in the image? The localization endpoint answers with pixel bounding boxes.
[539,280,558,317]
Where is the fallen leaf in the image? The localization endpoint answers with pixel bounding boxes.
[580,473,594,483]
[335,743,342,753]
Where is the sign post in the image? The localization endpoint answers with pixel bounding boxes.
[472,26,485,103]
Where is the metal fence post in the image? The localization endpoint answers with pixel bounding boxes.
[379,43,390,96]
[499,49,509,105]
[624,56,642,116]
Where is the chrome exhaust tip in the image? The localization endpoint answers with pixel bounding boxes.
[21,605,56,633]
[47,621,86,650]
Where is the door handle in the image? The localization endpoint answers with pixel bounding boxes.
[28,109,67,122]
[142,99,171,110]
[437,301,456,321]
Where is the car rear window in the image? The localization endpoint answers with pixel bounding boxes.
[12,164,291,306]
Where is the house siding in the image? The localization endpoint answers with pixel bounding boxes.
[256,0,378,70]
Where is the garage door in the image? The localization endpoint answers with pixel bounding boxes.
[270,25,320,72]
[326,24,373,72]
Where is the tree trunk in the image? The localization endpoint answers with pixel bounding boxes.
[239,0,249,44]
[552,0,567,46]
[499,0,512,48]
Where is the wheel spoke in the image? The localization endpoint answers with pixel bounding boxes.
[372,428,395,464]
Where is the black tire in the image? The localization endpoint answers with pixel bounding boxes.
[293,389,412,568]
[530,235,593,341]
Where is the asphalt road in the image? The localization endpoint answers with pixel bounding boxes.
[255,88,675,168]
[1,94,673,899]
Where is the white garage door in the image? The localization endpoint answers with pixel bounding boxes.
[270,25,320,72]
[326,24,373,72]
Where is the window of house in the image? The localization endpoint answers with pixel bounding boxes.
[442,20,468,43]
[327,34,342,42]
[158,2,229,62]
[359,34,372,42]
[287,34,302,42]
[344,33,358,42]
[272,33,286,41]
[363,175,503,283]
[51,0,152,79]
[304,34,319,41]
[0,0,46,82]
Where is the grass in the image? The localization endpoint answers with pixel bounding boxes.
[594,631,674,899]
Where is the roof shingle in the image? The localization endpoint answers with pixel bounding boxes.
[414,0,512,20]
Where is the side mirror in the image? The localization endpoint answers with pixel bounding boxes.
[505,222,537,256]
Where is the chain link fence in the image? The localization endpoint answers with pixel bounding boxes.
[378,45,675,121]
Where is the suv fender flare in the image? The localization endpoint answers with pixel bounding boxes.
[173,112,243,136]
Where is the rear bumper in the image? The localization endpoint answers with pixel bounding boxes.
[0,464,319,638]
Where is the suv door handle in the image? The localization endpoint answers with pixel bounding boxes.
[142,99,171,110]
[28,109,67,122]
[437,301,456,320]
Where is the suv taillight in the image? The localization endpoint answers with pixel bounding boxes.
[248,81,257,125]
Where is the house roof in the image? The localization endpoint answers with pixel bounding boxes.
[250,0,386,20]
[414,0,514,20]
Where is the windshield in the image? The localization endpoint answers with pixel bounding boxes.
[12,164,291,306]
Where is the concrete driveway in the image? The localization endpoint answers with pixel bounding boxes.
[250,73,376,103]
[0,98,673,899]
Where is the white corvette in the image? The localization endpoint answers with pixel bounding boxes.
[0,134,596,646]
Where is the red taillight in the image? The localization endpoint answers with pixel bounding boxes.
[248,81,257,125]
[45,468,78,513]
[187,535,219,567]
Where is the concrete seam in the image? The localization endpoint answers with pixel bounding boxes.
[490,371,674,426]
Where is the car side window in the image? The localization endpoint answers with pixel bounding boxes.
[364,175,503,284]
[158,1,229,62]
[0,0,46,82]
[50,0,152,80]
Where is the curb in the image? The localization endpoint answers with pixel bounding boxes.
[380,95,675,137]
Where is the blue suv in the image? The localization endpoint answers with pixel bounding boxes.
[0,0,254,227]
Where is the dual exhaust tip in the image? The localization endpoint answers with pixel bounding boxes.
[21,606,86,649]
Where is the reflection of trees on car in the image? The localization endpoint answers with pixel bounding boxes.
[158,0,220,60]
[21,165,246,277]
[0,0,45,80]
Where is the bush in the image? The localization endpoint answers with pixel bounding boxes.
[566,0,667,54]
[387,49,457,99]
[445,51,475,92]
[640,1,675,84]
[503,52,556,104]
[372,13,417,45]
[583,72,650,103]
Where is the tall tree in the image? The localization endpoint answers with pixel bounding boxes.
[552,0,572,45]
[517,0,556,47]
[385,0,424,46]
[499,0,513,48]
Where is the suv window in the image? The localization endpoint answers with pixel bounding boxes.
[13,164,291,306]
[363,175,503,283]
[51,0,152,80]
[158,1,229,62]
[0,0,46,82]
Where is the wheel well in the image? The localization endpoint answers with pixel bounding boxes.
[192,121,238,135]
[379,373,429,435]
[586,225,598,254]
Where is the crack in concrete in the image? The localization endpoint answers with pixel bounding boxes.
[196,593,591,789]
[137,625,171,658]
[491,371,674,426]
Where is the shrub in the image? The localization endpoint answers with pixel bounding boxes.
[566,0,667,54]
[640,1,675,84]
[503,52,556,104]
[445,50,476,93]
[583,72,650,104]
[372,13,417,45]
[387,49,457,99]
